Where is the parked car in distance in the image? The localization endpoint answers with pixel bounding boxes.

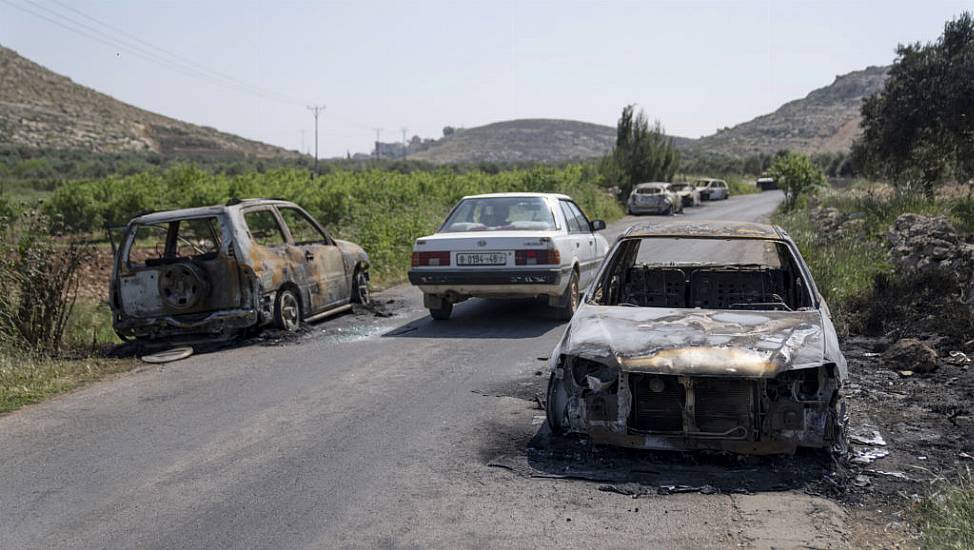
[545,220,847,454]
[694,178,729,200]
[408,193,610,320]
[627,182,684,215]
[757,176,778,190]
[109,199,370,345]
[668,181,701,207]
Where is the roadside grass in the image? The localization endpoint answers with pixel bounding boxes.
[726,175,762,196]
[64,299,119,351]
[772,203,890,335]
[0,352,134,414]
[773,184,973,335]
[918,470,974,549]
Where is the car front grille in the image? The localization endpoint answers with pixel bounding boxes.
[628,375,755,437]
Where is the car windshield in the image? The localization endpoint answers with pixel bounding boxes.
[669,183,689,191]
[440,197,556,232]
[591,237,814,311]
[694,180,711,187]
[636,187,663,195]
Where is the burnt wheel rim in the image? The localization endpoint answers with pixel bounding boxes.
[280,292,300,331]
[355,272,370,304]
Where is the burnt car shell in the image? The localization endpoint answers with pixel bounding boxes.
[546,220,847,454]
[109,199,369,344]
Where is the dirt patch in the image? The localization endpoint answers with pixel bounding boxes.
[838,335,974,546]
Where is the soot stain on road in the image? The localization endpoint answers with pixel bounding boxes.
[475,372,838,497]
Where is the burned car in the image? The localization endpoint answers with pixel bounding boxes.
[109,199,370,344]
[545,220,846,454]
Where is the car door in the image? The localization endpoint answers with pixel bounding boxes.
[242,206,294,302]
[557,200,585,274]
[562,200,599,284]
[277,206,349,312]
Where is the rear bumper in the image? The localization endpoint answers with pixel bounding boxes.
[114,308,259,340]
[409,267,569,298]
[628,203,670,214]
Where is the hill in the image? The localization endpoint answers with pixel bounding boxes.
[0,45,296,159]
[693,66,889,156]
[408,119,695,164]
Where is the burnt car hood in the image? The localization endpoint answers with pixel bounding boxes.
[562,304,829,378]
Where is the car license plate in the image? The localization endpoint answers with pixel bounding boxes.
[457,252,508,266]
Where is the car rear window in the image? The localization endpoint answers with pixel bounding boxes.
[441,197,556,232]
[127,216,223,268]
[636,187,662,195]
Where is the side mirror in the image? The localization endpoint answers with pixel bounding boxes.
[590,220,606,231]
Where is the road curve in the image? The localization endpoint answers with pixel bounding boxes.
[0,190,850,549]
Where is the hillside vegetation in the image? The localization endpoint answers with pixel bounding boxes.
[0,45,296,159]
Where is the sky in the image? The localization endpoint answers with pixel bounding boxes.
[1,0,970,157]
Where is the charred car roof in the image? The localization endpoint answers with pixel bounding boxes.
[621,220,785,240]
[129,199,298,225]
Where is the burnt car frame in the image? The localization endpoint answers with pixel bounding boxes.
[109,199,370,344]
[545,220,847,454]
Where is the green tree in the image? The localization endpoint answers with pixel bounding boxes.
[853,12,974,196]
[768,152,826,210]
[601,105,679,199]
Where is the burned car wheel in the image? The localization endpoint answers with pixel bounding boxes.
[274,288,302,332]
[546,374,569,435]
[158,262,209,310]
[352,268,370,305]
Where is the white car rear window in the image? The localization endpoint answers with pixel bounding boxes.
[441,197,556,232]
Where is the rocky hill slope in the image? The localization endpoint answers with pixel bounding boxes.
[0,45,295,158]
[694,66,889,156]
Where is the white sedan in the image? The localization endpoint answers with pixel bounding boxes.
[408,193,610,320]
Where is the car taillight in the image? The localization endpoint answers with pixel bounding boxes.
[412,251,451,266]
[515,249,560,265]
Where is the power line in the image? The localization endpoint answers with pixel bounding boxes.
[3,0,310,106]
[46,0,308,105]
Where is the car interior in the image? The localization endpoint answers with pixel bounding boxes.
[592,237,815,311]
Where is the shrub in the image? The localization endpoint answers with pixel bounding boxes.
[0,211,93,354]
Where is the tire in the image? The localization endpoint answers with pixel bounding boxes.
[429,302,453,320]
[664,204,674,216]
[546,374,568,435]
[352,268,370,305]
[274,287,301,332]
[557,271,580,321]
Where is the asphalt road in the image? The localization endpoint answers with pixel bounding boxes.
[0,190,850,549]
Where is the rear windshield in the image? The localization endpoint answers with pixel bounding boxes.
[127,216,223,268]
[636,187,663,195]
[441,197,556,232]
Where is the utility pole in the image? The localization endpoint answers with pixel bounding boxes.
[401,127,408,159]
[372,128,383,160]
[307,105,325,178]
